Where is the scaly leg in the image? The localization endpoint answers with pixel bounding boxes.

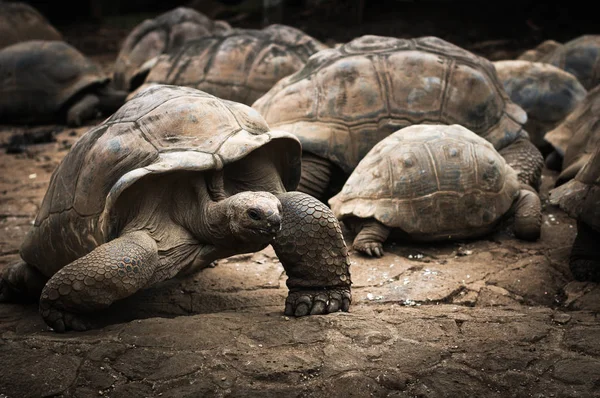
[352,219,391,258]
[273,192,351,317]
[39,231,159,332]
[66,94,101,126]
[0,261,48,302]
[513,189,542,241]
[296,153,334,202]
[569,220,600,282]
[499,137,544,192]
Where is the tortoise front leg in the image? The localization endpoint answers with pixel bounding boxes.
[499,137,544,192]
[272,192,352,317]
[39,231,158,332]
[352,219,390,258]
[66,94,101,126]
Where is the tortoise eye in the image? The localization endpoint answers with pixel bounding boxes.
[247,209,262,220]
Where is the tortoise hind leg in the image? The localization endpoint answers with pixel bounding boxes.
[272,192,351,317]
[0,261,47,303]
[39,231,159,332]
[352,219,390,258]
[499,137,544,192]
[513,189,542,241]
[569,220,600,282]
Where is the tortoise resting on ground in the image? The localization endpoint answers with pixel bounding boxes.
[130,24,328,105]
[550,144,600,281]
[518,35,600,91]
[113,6,231,92]
[329,124,542,257]
[493,60,587,151]
[0,1,62,49]
[252,35,544,203]
[0,40,127,126]
[0,84,352,332]
[544,84,600,185]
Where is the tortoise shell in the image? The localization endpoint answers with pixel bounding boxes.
[0,2,62,49]
[329,124,521,240]
[544,85,600,168]
[20,84,301,276]
[132,24,328,105]
[527,35,600,91]
[0,40,108,123]
[550,144,600,230]
[112,7,231,91]
[252,35,528,174]
[493,60,587,147]
[517,40,562,63]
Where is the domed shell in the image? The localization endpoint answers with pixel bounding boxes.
[0,40,108,123]
[132,24,328,105]
[493,60,587,147]
[113,7,231,91]
[20,84,301,275]
[253,35,527,174]
[329,124,521,240]
[0,2,62,49]
[545,84,600,175]
[533,35,600,91]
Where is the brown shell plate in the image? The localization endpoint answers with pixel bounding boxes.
[20,85,301,274]
[253,35,527,173]
[329,124,520,239]
[0,40,107,123]
[133,24,328,105]
[112,7,231,91]
[0,2,62,49]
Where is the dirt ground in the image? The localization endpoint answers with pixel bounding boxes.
[1,5,600,397]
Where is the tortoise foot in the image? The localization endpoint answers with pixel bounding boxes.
[284,288,351,317]
[353,241,384,258]
[39,300,91,332]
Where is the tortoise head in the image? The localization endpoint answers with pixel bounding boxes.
[226,191,283,244]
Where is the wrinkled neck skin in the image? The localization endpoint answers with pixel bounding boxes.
[170,174,236,247]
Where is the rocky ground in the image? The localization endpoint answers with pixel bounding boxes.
[1,6,600,397]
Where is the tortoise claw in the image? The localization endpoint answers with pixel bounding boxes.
[285,288,351,317]
[39,301,92,332]
[354,241,385,258]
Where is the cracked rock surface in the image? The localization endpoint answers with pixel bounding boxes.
[1,56,600,396]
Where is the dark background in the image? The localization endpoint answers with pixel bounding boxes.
[18,0,599,59]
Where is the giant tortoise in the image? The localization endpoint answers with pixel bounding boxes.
[518,35,600,91]
[0,84,352,332]
[131,24,328,105]
[112,6,231,92]
[329,124,542,257]
[0,40,126,125]
[493,60,587,150]
[252,35,544,202]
